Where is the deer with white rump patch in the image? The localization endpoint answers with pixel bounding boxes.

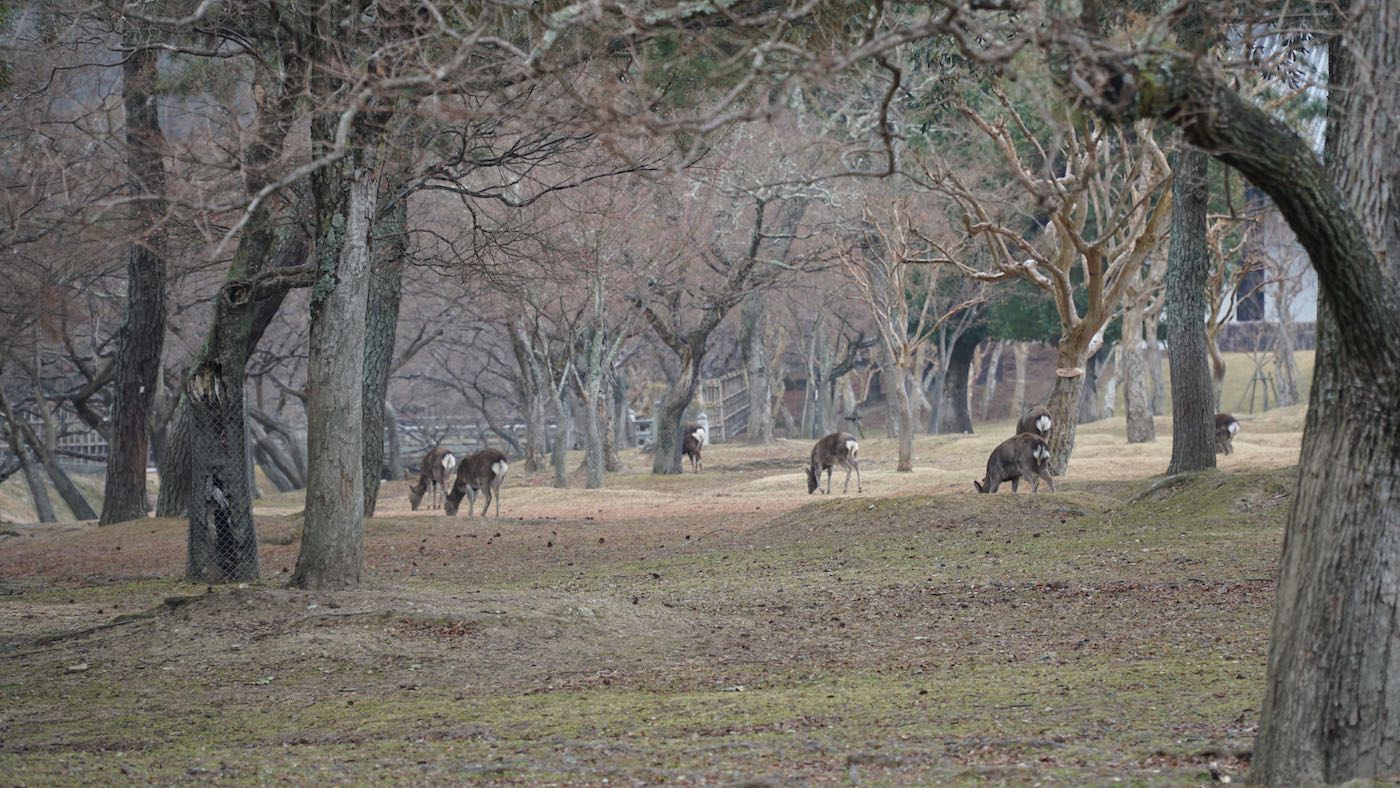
[806,432,862,495]
[974,433,1056,494]
[1016,405,1053,440]
[444,448,509,517]
[682,424,706,473]
[1215,413,1240,455]
[408,446,457,511]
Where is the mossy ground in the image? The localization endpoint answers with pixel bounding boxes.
[0,407,1303,784]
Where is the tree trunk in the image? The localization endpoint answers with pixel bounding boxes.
[1045,340,1089,476]
[1071,12,1400,775]
[979,340,1004,421]
[1143,312,1166,416]
[1250,5,1400,778]
[938,328,982,434]
[651,351,701,475]
[249,419,300,492]
[884,370,900,439]
[155,400,192,516]
[550,385,570,488]
[384,401,404,480]
[290,145,377,591]
[0,389,57,523]
[604,368,625,472]
[1273,316,1300,407]
[1010,342,1030,418]
[889,367,915,471]
[1165,148,1218,473]
[361,196,406,517]
[509,316,549,473]
[1077,347,1105,425]
[740,294,774,443]
[582,330,606,489]
[1121,304,1156,443]
[100,46,168,526]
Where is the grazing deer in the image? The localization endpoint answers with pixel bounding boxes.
[682,424,706,473]
[1016,405,1053,440]
[1215,413,1241,455]
[974,433,1056,494]
[444,448,509,517]
[806,432,862,495]
[408,446,457,511]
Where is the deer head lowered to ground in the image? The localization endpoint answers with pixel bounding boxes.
[974,433,1057,494]
[444,448,509,517]
[1215,413,1240,455]
[806,431,862,495]
[408,446,457,511]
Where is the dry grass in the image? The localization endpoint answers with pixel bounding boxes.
[0,404,1305,785]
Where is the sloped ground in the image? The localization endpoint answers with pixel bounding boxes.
[0,410,1303,785]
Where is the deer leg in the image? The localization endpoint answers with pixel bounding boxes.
[1039,470,1056,493]
[493,479,502,517]
[1011,477,1020,493]
[479,485,492,517]
[466,487,478,517]
[842,462,852,494]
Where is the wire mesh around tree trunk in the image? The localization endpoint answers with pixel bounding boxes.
[186,378,259,584]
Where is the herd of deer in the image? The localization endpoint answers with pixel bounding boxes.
[407,446,509,517]
[405,411,1243,517]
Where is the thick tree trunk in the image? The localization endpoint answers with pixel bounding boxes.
[1077,348,1105,425]
[651,352,700,475]
[1010,342,1029,418]
[509,317,549,473]
[1251,7,1400,779]
[603,370,624,472]
[924,365,947,433]
[1045,340,1089,476]
[1121,305,1155,443]
[979,340,1003,421]
[884,372,900,440]
[550,386,570,488]
[1143,313,1165,416]
[1165,148,1217,473]
[893,370,915,472]
[155,400,191,516]
[291,150,377,591]
[740,294,774,443]
[582,330,606,489]
[1082,18,1400,772]
[383,401,404,480]
[101,46,168,525]
[938,328,981,434]
[361,196,406,517]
